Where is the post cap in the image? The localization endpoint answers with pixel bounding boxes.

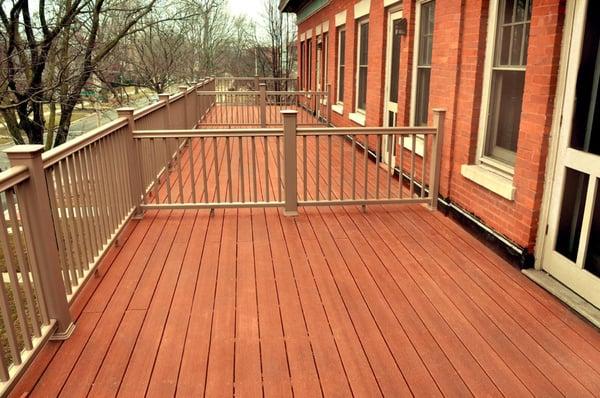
[259,83,267,87]
[4,144,44,159]
[179,85,188,91]
[116,107,135,116]
[158,93,170,100]
[432,108,447,113]
[280,110,298,115]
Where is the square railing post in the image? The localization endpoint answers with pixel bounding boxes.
[117,108,144,218]
[254,75,260,91]
[429,108,446,210]
[158,93,171,129]
[259,83,267,128]
[179,86,189,128]
[4,145,75,339]
[282,110,298,216]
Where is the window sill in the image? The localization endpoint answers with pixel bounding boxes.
[402,136,424,157]
[349,112,366,126]
[461,164,516,201]
[332,104,343,115]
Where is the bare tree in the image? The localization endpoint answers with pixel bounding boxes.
[0,0,171,148]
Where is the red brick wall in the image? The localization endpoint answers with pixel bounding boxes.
[296,0,565,251]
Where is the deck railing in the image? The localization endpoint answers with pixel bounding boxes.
[214,76,297,92]
[133,109,446,214]
[0,78,214,394]
[197,84,330,127]
[0,75,444,394]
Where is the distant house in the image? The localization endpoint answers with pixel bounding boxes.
[281,0,600,307]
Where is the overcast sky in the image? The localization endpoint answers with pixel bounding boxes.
[228,0,265,21]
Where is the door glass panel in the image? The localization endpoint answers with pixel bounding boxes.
[389,18,402,103]
[388,111,396,127]
[570,0,600,155]
[584,181,599,276]
[556,168,589,261]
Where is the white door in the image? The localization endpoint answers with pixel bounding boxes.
[542,0,600,308]
[382,9,403,166]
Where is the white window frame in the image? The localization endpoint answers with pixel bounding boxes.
[316,36,322,91]
[475,0,530,176]
[336,27,346,105]
[354,18,369,114]
[407,0,435,156]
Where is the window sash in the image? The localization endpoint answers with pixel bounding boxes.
[337,29,346,103]
[356,20,369,112]
[479,0,531,168]
[412,0,435,126]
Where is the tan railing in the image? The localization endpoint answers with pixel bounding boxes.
[0,78,214,394]
[215,76,297,92]
[0,72,443,394]
[197,84,330,127]
[133,108,446,214]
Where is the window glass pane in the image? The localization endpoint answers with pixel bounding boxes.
[339,31,345,64]
[570,0,600,155]
[358,66,367,110]
[389,19,402,103]
[556,168,589,262]
[360,23,369,65]
[415,68,431,126]
[504,0,515,23]
[486,70,525,159]
[339,66,345,100]
[584,181,600,277]
[499,26,511,65]
[511,24,523,65]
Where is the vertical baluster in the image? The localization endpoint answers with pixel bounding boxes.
[74,151,96,260]
[251,136,257,202]
[69,155,93,267]
[213,137,221,203]
[189,138,197,203]
[264,136,269,202]
[239,137,245,203]
[163,138,172,203]
[351,134,356,200]
[376,136,381,199]
[60,160,84,276]
[399,135,404,199]
[315,135,320,200]
[200,137,209,203]
[0,196,32,350]
[363,134,368,200]
[303,135,307,201]
[152,139,161,203]
[421,134,428,198]
[327,134,332,201]
[177,138,184,203]
[387,134,393,199]
[340,135,345,200]
[410,135,416,197]
[226,137,233,202]
[276,135,282,201]
[46,168,74,293]
[0,269,21,366]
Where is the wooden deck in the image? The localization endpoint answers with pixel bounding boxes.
[11,133,600,397]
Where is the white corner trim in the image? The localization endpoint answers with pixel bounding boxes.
[354,0,370,19]
[383,0,401,7]
[322,21,330,33]
[349,112,366,126]
[332,103,344,115]
[335,11,346,26]
[461,164,516,201]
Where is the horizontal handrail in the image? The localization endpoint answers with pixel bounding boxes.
[0,165,30,192]
[42,118,129,168]
[133,128,283,138]
[297,127,438,135]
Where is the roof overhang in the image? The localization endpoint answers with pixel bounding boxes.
[279,0,311,13]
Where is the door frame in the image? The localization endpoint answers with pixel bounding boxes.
[535,0,600,306]
[382,7,403,166]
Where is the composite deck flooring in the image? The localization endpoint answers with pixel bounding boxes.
[10,109,600,397]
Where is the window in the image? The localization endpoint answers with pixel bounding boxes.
[316,38,322,91]
[307,38,312,90]
[336,28,346,103]
[480,0,532,168]
[412,0,435,126]
[300,41,306,89]
[355,19,369,112]
[323,33,329,91]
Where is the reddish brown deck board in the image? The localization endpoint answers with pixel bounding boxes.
[12,126,600,398]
